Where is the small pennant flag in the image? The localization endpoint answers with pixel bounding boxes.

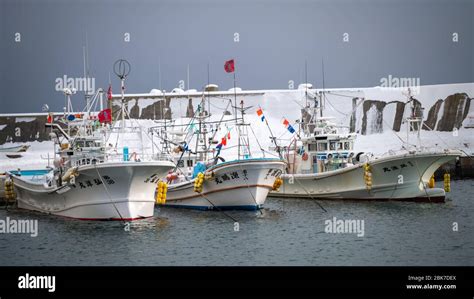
[256,107,265,122]
[282,118,295,134]
[287,124,296,134]
[221,137,227,146]
[227,132,231,140]
[224,59,235,73]
[107,85,113,100]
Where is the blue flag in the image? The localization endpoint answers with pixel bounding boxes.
[287,125,295,134]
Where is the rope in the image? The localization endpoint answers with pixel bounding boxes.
[249,125,266,157]
[291,175,327,212]
[236,159,262,215]
[93,164,126,223]
[196,190,238,223]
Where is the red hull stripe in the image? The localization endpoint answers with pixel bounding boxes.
[56,214,152,222]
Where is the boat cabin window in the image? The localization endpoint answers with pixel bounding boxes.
[344,142,351,150]
[177,160,184,168]
[337,143,343,150]
[187,160,193,167]
[329,141,337,151]
[317,142,328,151]
[308,143,317,152]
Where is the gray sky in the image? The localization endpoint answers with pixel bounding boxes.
[0,0,473,113]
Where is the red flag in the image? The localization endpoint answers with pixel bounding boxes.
[224,59,235,73]
[282,118,290,127]
[98,108,112,123]
[227,132,231,140]
[47,113,53,123]
[221,137,227,146]
[107,85,113,100]
[256,108,263,117]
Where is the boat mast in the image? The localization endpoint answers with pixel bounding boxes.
[404,87,422,148]
[321,58,325,118]
[304,60,309,135]
[113,59,130,132]
[232,66,241,159]
[305,60,308,108]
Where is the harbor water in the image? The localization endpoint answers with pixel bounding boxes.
[0,179,473,266]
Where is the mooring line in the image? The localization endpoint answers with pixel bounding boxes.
[292,175,327,213]
[196,188,239,223]
[235,159,262,215]
[93,164,126,224]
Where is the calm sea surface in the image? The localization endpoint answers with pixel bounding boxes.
[1,180,473,266]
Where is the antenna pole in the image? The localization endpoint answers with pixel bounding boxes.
[158,57,162,91]
[233,70,241,159]
[187,64,190,90]
[207,61,211,115]
[305,60,308,107]
[321,58,325,118]
[261,106,283,160]
[121,77,125,130]
[82,46,88,111]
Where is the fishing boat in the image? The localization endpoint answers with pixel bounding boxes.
[149,86,285,210]
[6,84,174,220]
[270,88,460,202]
[163,158,285,210]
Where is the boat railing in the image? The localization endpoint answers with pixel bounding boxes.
[377,145,458,159]
[71,151,172,167]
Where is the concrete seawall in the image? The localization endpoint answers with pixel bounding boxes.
[0,113,64,144]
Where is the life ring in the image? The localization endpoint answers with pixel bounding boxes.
[302,152,309,161]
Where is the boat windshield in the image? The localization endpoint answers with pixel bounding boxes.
[317,142,328,151]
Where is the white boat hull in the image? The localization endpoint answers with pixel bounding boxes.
[271,151,459,202]
[10,161,174,220]
[164,159,285,210]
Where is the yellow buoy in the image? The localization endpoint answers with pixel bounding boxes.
[155,181,168,204]
[272,177,283,191]
[428,175,435,188]
[4,179,16,202]
[194,172,205,193]
[444,173,451,192]
[363,163,372,191]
